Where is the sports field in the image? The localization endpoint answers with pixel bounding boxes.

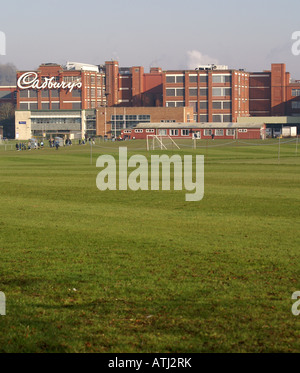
[0,138,299,352]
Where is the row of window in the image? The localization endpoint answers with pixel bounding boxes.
[291,101,300,109]
[19,90,81,98]
[166,101,232,110]
[166,87,232,97]
[31,118,81,124]
[124,128,238,136]
[111,115,151,121]
[19,102,81,110]
[166,75,232,84]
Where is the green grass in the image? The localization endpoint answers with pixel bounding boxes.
[0,139,299,352]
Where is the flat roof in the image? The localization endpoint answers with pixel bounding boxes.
[135,122,264,129]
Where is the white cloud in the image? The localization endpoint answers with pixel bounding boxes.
[187,50,219,69]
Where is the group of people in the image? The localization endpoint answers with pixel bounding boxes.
[79,137,95,145]
[15,141,44,151]
[15,136,98,151]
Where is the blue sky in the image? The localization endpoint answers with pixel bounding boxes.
[1,0,300,77]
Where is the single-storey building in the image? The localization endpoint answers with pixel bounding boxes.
[120,122,266,140]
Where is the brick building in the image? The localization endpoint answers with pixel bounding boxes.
[96,106,194,138]
[13,60,300,140]
[104,61,163,107]
[0,86,16,106]
[15,62,105,139]
[162,66,250,123]
[16,62,106,111]
[249,63,300,118]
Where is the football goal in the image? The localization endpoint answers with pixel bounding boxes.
[146,135,180,150]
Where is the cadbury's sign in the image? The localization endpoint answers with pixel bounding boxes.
[17,72,82,93]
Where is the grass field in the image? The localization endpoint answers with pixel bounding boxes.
[0,139,299,353]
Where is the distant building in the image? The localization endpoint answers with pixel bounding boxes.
[97,106,194,138]
[120,122,265,140]
[249,63,300,117]
[0,86,16,106]
[162,67,250,123]
[13,60,300,140]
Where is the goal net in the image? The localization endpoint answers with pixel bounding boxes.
[147,135,180,150]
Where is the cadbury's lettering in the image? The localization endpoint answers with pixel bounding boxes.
[17,72,82,93]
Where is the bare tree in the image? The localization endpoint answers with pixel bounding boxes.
[0,102,15,121]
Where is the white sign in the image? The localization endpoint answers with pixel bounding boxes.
[17,72,82,93]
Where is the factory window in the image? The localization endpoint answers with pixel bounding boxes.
[42,103,50,110]
[204,129,213,136]
[189,75,198,83]
[166,76,175,83]
[158,129,167,136]
[212,114,222,122]
[20,90,29,98]
[212,88,222,97]
[189,88,198,96]
[166,88,176,97]
[199,88,208,96]
[212,75,231,84]
[199,75,208,83]
[292,101,300,109]
[213,101,222,109]
[226,129,235,136]
[19,103,28,110]
[199,101,208,110]
[212,88,231,97]
[212,101,231,110]
[223,115,232,122]
[176,75,184,83]
[72,89,81,97]
[176,88,185,97]
[72,103,81,110]
[29,103,38,110]
[166,75,184,84]
[41,90,49,98]
[181,129,189,136]
[170,129,178,136]
[166,101,175,107]
[223,101,231,110]
[138,115,150,121]
[52,103,60,110]
[199,114,208,122]
[215,129,224,136]
[51,90,59,98]
[29,90,38,98]
[292,89,300,96]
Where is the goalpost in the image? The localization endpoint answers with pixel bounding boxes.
[146,135,180,150]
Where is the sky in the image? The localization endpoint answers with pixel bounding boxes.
[0,0,300,77]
